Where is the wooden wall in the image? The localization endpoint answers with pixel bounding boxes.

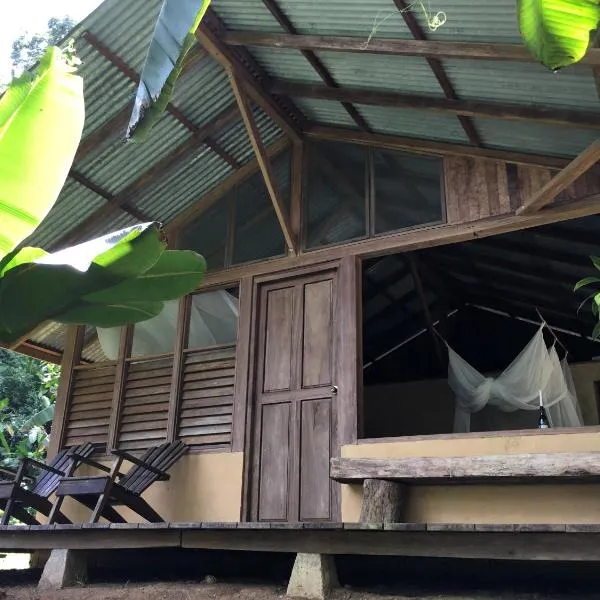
[60,343,236,454]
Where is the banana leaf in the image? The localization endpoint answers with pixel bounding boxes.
[0,223,206,344]
[20,405,55,432]
[518,0,600,70]
[126,0,211,140]
[0,46,84,259]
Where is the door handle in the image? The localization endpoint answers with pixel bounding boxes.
[331,386,338,394]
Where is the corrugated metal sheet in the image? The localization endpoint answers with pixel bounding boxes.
[295,98,358,127]
[26,180,106,249]
[315,52,444,96]
[444,60,600,112]
[359,104,470,143]
[475,119,599,158]
[215,106,283,165]
[133,148,235,223]
[77,114,191,195]
[211,0,285,32]
[250,47,323,84]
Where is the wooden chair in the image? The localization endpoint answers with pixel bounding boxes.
[0,442,95,525]
[49,441,187,524]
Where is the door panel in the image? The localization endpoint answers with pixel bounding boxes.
[302,280,333,388]
[299,398,332,521]
[263,287,295,393]
[251,268,340,522]
[257,402,291,521]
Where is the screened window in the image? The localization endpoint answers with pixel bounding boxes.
[373,149,443,234]
[305,141,367,249]
[187,287,239,349]
[304,140,444,250]
[181,150,291,268]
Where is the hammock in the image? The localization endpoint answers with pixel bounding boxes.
[447,326,583,433]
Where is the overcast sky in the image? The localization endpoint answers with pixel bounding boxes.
[0,0,104,83]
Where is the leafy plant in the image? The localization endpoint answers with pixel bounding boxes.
[574,257,600,337]
[0,46,207,345]
[518,0,600,70]
[127,0,212,140]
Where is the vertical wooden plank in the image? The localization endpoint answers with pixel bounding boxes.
[47,326,85,459]
[258,402,291,521]
[232,277,253,453]
[337,256,362,447]
[299,398,332,521]
[302,280,334,388]
[263,287,295,392]
[166,295,191,442]
[515,165,553,209]
[107,326,133,451]
[290,141,304,251]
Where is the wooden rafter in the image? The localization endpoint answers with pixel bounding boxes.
[405,254,445,368]
[230,75,296,253]
[82,30,238,167]
[259,0,371,132]
[196,17,303,143]
[516,139,600,214]
[271,81,600,130]
[167,136,290,235]
[53,104,241,250]
[69,170,152,222]
[307,124,571,169]
[393,0,481,146]
[223,31,600,65]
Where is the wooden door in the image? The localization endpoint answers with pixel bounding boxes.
[250,268,340,522]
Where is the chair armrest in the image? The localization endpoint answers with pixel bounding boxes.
[22,457,65,476]
[111,450,170,481]
[70,453,127,478]
[0,466,17,479]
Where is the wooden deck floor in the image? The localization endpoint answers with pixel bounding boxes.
[1,522,600,561]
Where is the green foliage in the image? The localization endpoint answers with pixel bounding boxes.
[127,0,211,140]
[575,258,600,337]
[518,0,600,70]
[0,45,85,260]
[0,223,206,344]
[0,354,60,470]
[10,16,75,75]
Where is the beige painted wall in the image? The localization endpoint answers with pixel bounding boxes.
[341,431,600,524]
[363,360,600,438]
[54,452,244,524]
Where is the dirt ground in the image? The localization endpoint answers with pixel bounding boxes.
[3,581,600,600]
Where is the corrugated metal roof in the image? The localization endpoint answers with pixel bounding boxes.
[250,47,323,84]
[294,98,358,127]
[359,104,471,143]
[443,60,600,112]
[315,52,444,96]
[210,0,285,32]
[474,119,599,158]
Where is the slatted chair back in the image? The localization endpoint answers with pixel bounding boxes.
[119,441,187,495]
[32,442,95,497]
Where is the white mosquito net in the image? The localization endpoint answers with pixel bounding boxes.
[447,326,583,433]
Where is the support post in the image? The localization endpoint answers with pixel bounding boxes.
[287,553,339,600]
[360,479,408,523]
[38,549,87,590]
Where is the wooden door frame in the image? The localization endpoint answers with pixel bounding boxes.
[238,256,362,521]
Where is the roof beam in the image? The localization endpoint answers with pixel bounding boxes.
[516,139,600,214]
[223,31,600,66]
[272,81,600,130]
[195,15,303,143]
[230,74,296,253]
[259,0,371,132]
[307,124,571,169]
[82,30,237,167]
[393,0,481,146]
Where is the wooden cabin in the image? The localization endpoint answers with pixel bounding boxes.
[8,0,600,575]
